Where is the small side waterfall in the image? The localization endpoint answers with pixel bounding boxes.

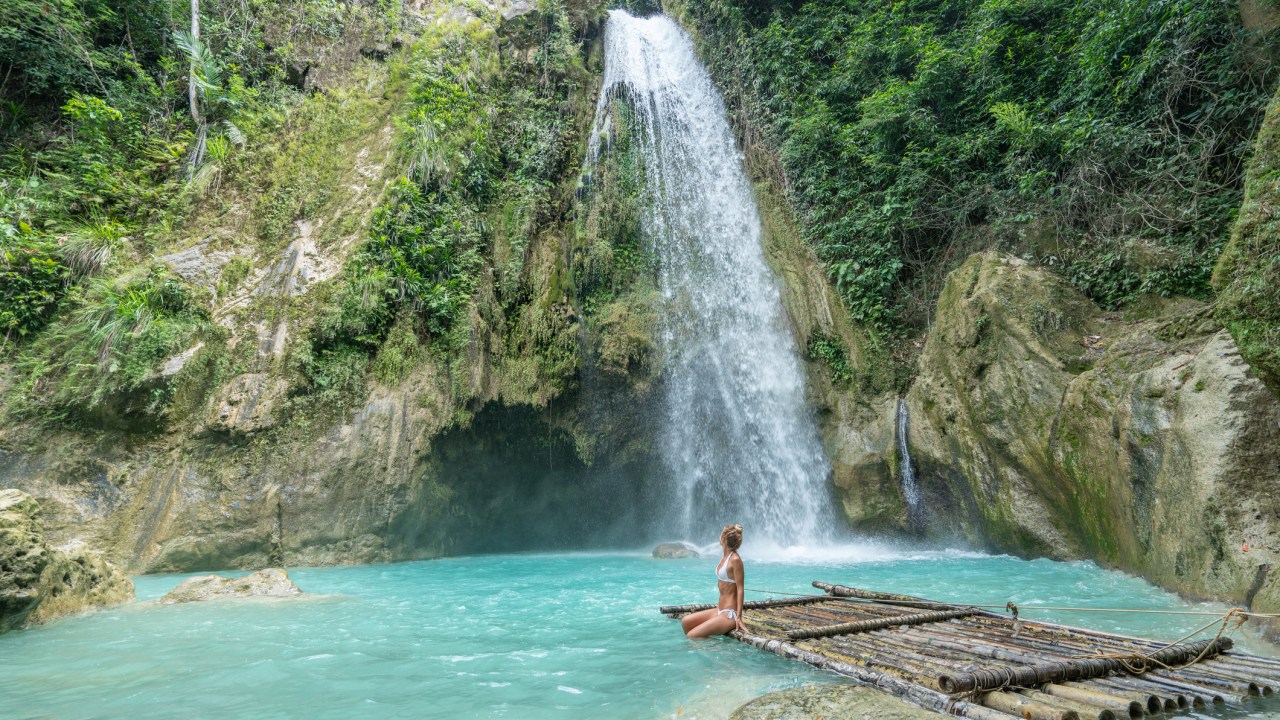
[895,398,925,530]
[589,11,836,548]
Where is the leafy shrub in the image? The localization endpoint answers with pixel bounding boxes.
[11,268,210,418]
[0,227,67,343]
[363,178,484,335]
[807,332,853,387]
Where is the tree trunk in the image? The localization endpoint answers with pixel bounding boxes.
[189,0,201,126]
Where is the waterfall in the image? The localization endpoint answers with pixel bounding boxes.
[589,11,836,548]
[895,398,925,530]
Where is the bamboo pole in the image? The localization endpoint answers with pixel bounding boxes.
[1085,679,1162,714]
[734,632,963,713]
[1089,676,1182,710]
[1018,688,1116,720]
[937,638,1232,693]
[1181,663,1271,694]
[1200,657,1280,686]
[1147,668,1260,697]
[1219,652,1280,670]
[1043,683,1145,719]
[788,608,982,640]
[979,690,1080,720]
[827,634,963,684]
[660,595,834,615]
[1100,674,1201,708]
[959,705,1029,720]
[813,582,1009,617]
[1111,673,1232,704]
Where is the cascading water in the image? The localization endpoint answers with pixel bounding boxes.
[589,11,836,548]
[895,398,925,530]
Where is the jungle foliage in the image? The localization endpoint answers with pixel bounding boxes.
[1,0,403,419]
[678,0,1280,330]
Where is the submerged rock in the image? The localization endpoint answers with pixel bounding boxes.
[731,684,939,720]
[161,568,302,604]
[652,543,699,559]
[0,489,133,633]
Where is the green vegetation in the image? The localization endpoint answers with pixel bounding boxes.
[676,0,1280,330]
[807,332,854,387]
[571,82,665,387]
[1214,86,1280,393]
[1,0,403,421]
[286,0,603,415]
[9,268,211,423]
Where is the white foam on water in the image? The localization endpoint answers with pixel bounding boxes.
[653,537,994,565]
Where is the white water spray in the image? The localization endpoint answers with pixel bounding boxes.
[590,11,836,548]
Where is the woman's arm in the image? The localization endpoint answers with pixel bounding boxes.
[733,557,745,633]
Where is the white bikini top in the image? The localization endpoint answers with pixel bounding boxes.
[715,551,737,583]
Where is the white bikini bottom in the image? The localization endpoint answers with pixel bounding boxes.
[717,609,738,621]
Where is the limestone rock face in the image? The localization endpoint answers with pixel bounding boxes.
[1,489,48,631]
[161,568,302,604]
[731,684,939,720]
[0,489,133,633]
[905,252,1280,619]
[205,373,289,435]
[652,542,699,559]
[825,395,902,533]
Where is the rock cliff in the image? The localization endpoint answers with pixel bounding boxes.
[904,252,1280,620]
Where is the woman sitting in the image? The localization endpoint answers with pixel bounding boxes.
[681,524,745,638]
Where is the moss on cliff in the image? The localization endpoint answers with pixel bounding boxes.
[1214,87,1280,395]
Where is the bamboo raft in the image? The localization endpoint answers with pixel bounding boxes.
[661,581,1280,720]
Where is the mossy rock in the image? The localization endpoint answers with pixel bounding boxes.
[906,251,1280,612]
[731,684,939,720]
[1214,87,1280,396]
[0,489,133,633]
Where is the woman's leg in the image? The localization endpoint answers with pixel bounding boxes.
[680,608,717,634]
[686,611,736,638]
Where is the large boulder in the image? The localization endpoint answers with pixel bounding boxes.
[0,489,133,633]
[161,568,302,604]
[905,252,1280,622]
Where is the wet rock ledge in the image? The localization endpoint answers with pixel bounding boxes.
[0,489,133,634]
[161,568,303,604]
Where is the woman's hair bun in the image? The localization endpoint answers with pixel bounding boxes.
[721,524,744,549]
